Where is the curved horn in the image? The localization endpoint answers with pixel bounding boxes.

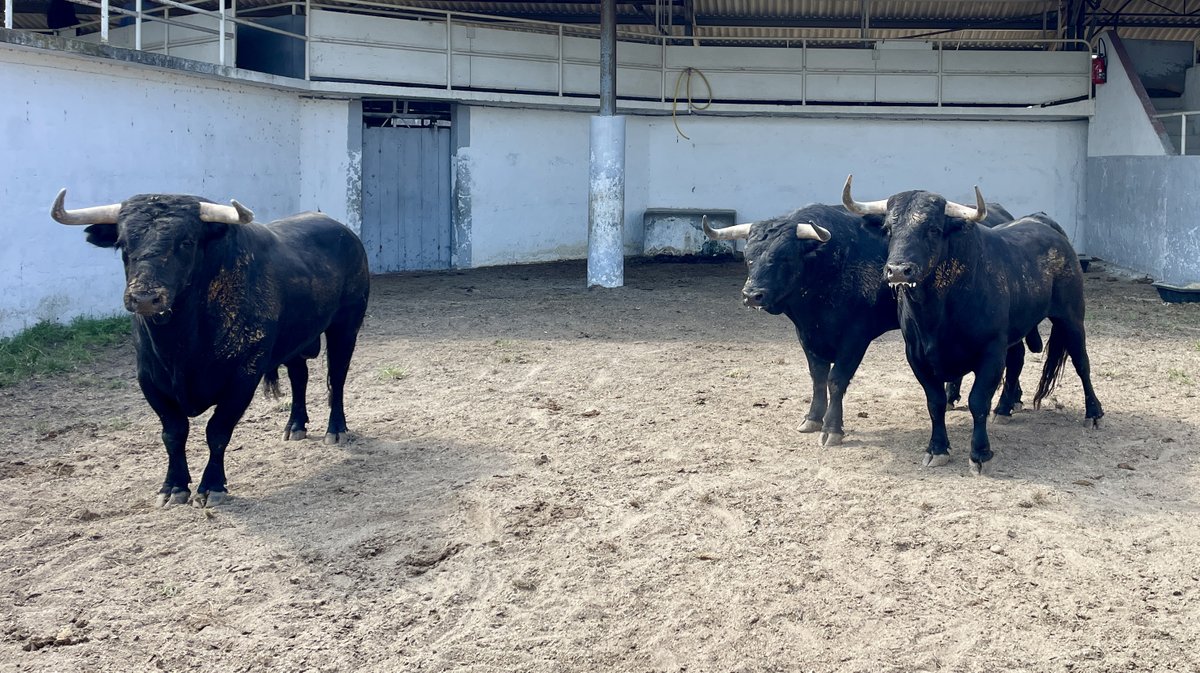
[841,174,889,216]
[50,189,120,225]
[944,186,987,223]
[796,222,831,242]
[199,200,254,225]
[702,215,752,241]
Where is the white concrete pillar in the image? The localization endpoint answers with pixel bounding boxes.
[587,115,626,288]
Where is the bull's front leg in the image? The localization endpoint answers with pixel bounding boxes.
[800,347,831,435]
[907,351,951,467]
[193,382,258,508]
[140,376,192,507]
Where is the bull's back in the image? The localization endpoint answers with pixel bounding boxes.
[258,214,370,361]
[980,216,1081,338]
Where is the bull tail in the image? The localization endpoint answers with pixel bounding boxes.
[1033,324,1069,409]
[262,366,282,398]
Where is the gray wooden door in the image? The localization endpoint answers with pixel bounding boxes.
[361,125,452,272]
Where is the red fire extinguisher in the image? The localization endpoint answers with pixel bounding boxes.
[1092,40,1108,84]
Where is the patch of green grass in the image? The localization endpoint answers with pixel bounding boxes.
[1194,340,1200,353]
[1168,368,1193,386]
[492,339,515,349]
[0,316,130,387]
[380,366,409,381]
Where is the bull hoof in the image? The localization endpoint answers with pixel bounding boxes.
[819,431,844,447]
[283,428,307,441]
[1088,416,1103,430]
[992,413,1013,425]
[799,419,822,433]
[1013,402,1024,412]
[969,459,986,477]
[324,431,350,445]
[191,491,228,508]
[922,452,951,468]
[156,489,190,507]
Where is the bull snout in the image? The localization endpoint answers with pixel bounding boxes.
[742,287,766,308]
[124,285,169,315]
[885,262,918,287]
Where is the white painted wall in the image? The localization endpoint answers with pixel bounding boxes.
[1088,31,1169,157]
[461,105,1089,266]
[456,108,593,266]
[0,45,354,336]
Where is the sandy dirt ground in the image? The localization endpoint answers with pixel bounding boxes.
[2,258,1199,673]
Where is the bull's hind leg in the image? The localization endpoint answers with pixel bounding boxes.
[820,346,869,447]
[993,343,1026,421]
[1056,318,1105,426]
[322,315,364,445]
[945,379,963,410]
[283,339,321,441]
[800,346,830,435]
[193,382,258,508]
[967,354,1005,476]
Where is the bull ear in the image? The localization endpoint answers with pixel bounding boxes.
[860,213,886,229]
[944,216,974,233]
[84,224,119,248]
[203,220,230,240]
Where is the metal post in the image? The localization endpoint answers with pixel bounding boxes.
[937,41,943,107]
[164,7,170,56]
[588,0,624,288]
[588,116,626,288]
[445,13,452,90]
[304,0,310,80]
[101,0,110,43]
[558,24,564,96]
[599,0,616,116]
[219,0,226,65]
[135,0,142,50]
[230,0,237,66]
[5,0,13,30]
[1182,115,1187,155]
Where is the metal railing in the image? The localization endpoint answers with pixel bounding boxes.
[1154,111,1200,155]
[20,0,1092,107]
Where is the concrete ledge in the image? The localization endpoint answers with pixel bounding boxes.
[643,208,738,258]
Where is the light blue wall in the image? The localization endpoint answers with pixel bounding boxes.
[1086,156,1200,285]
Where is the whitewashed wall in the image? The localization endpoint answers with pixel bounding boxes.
[0,45,354,336]
[1088,31,1170,157]
[460,106,1089,267]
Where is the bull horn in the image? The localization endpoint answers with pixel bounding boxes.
[199,200,254,224]
[50,189,120,225]
[796,221,831,242]
[944,186,987,222]
[841,174,889,216]
[702,215,752,241]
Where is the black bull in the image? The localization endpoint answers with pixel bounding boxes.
[842,177,1103,474]
[704,203,1041,446]
[51,191,370,507]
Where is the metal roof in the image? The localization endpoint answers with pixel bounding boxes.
[7,1,1200,47]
